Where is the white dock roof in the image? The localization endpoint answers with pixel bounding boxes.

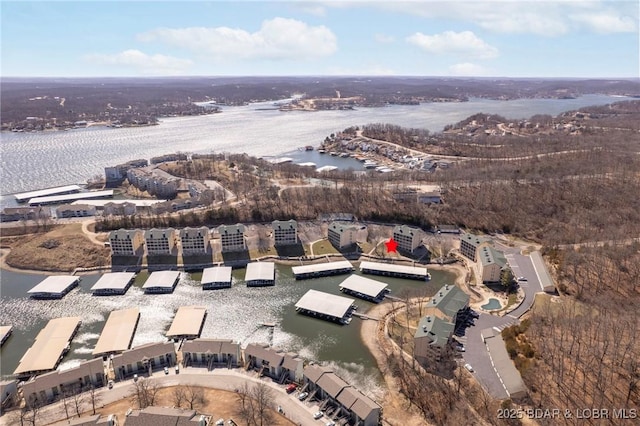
[292,261,353,275]
[14,317,81,375]
[71,199,166,207]
[92,308,140,356]
[245,262,275,282]
[339,274,388,298]
[27,275,79,296]
[166,306,207,338]
[14,185,81,202]
[90,272,136,292]
[142,271,180,289]
[360,261,429,277]
[28,190,114,205]
[0,325,12,343]
[295,290,354,319]
[201,266,232,284]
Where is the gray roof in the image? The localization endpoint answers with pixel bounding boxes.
[359,261,428,277]
[485,334,528,398]
[414,315,454,348]
[530,251,556,292]
[392,224,423,237]
[90,272,136,292]
[244,343,284,366]
[460,233,492,248]
[328,222,359,233]
[336,386,360,410]
[303,364,333,383]
[217,223,245,234]
[22,358,104,399]
[430,285,470,320]
[282,353,303,371]
[201,266,232,284]
[295,290,354,319]
[125,406,204,426]
[291,260,353,276]
[112,342,175,368]
[166,306,207,338]
[317,372,350,398]
[179,226,209,238]
[142,271,181,289]
[272,219,297,230]
[479,246,507,268]
[350,394,381,420]
[182,339,239,356]
[144,228,176,240]
[245,262,275,282]
[93,308,140,356]
[27,275,79,295]
[109,228,143,240]
[338,275,388,298]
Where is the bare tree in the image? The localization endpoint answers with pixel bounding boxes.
[172,386,187,408]
[235,381,274,426]
[71,385,86,418]
[131,378,160,409]
[88,384,102,415]
[184,385,206,410]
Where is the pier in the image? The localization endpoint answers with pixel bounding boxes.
[359,260,429,281]
[0,325,13,346]
[245,262,275,287]
[291,260,354,279]
[90,272,136,295]
[201,266,233,289]
[294,289,355,324]
[27,275,80,299]
[142,270,180,294]
[338,274,389,303]
[93,308,140,358]
[166,306,208,341]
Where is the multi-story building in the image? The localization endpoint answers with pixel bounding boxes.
[0,206,50,223]
[112,342,175,380]
[327,222,362,249]
[479,246,508,283]
[103,201,137,216]
[413,315,455,366]
[218,224,246,252]
[459,233,492,261]
[108,229,144,256]
[243,344,304,382]
[181,339,240,369]
[55,204,96,219]
[179,227,210,255]
[392,225,425,253]
[272,220,298,246]
[144,228,176,255]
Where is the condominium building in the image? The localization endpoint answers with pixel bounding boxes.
[55,204,96,219]
[479,246,508,282]
[218,224,246,252]
[327,222,361,249]
[108,229,144,256]
[144,228,177,255]
[272,220,298,246]
[459,233,492,261]
[179,227,210,255]
[392,225,425,253]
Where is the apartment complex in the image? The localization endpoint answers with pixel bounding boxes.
[272,220,298,245]
[459,233,492,261]
[327,222,361,249]
[392,224,425,253]
[182,339,241,369]
[108,229,144,256]
[479,246,508,283]
[179,227,210,255]
[112,342,176,380]
[218,224,246,252]
[144,228,177,255]
[55,204,96,219]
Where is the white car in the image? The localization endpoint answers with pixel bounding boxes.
[326,422,336,426]
[133,374,139,382]
[298,392,309,401]
[464,363,474,372]
[313,411,323,420]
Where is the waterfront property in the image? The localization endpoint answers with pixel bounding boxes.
[201,266,233,289]
[144,228,177,255]
[482,328,528,399]
[413,315,455,366]
[166,306,207,340]
[217,224,247,252]
[392,225,425,253]
[359,261,429,281]
[92,308,140,358]
[125,406,210,426]
[0,380,18,410]
[89,272,136,295]
[21,358,105,407]
[245,262,276,287]
[272,219,299,245]
[179,226,211,255]
[14,317,82,377]
[141,271,181,294]
[0,206,50,223]
[0,325,12,346]
[55,203,96,218]
[27,275,80,299]
[427,284,470,323]
[479,246,508,283]
[338,274,389,303]
[112,342,176,380]
[295,290,355,324]
[27,190,114,206]
[244,344,304,383]
[459,233,492,261]
[327,222,362,250]
[291,260,354,279]
[108,229,144,256]
[14,185,81,203]
[181,339,240,369]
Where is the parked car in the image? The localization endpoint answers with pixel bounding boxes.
[108,380,114,389]
[215,419,224,426]
[277,405,284,414]
[517,276,527,281]
[164,366,169,375]
[298,392,309,401]
[285,383,297,393]
[456,345,465,352]
[326,422,336,426]
[313,411,324,420]
[464,363,474,372]
[133,374,139,382]
[175,365,180,374]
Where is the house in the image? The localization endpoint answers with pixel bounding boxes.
[112,342,175,380]
[282,353,304,383]
[413,315,455,365]
[144,228,177,255]
[392,225,425,253]
[179,227,210,255]
[55,203,96,219]
[181,339,240,369]
[125,407,211,426]
[244,344,284,378]
[479,246,508,282]
[109,229,144,256]
[0,206,50,223]
[459,233,492,261]
[272,220,298,245]
[218,224,246,252]
[22,358,105,406]
[103,201,137,216]
[327,222,363,249]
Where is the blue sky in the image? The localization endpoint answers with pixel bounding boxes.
[1,1,638,77]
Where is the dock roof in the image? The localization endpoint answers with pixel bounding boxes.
[0,325,13,344]
[166,306,207,339]
[295,290,354,320]
[93,308,140,356]
[245,262,275,282]
[14,317,81,375]
[28,190,114,205]
[90,272,136,293]
[201,266,232,285]
[338,275,388,298]
[142,271,181,289]
[291,260,353,276]
[14,185,81,202]
[27,275,79,296]
[360,261,428,277]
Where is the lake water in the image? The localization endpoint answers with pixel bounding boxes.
[0,94,626,200]
[0,265,453,396]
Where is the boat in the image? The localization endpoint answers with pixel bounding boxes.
[305,145,314,151]
[339,153,350,158]
[329,152,338,156]
[318,149,326,154]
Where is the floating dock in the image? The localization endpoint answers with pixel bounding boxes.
[28,189,114,206]
[14,317,82,377]
[166,306,207,340]
[0,325,13,346]
[245,262,275,287]
[291,260,354,280]
[295,290,355,324]
[90,272,136,295]
[27,275,80,299]
[92,308,140,358]
[201,266,233,289]
[338,274,389,303]
[142,271,180,294]
[14,185,81,203]
[359,261,429,281]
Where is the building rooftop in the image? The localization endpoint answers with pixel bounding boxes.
[317,372,350,398]
[328,222,359,234]
[50,413,114,426]
[112,342,175,368]
[303,364,333,383]
[27,275,79,296]
[90,272,136,293]
[245,262,275,282]
[338,275,388,298]
[414,315,455,348]
[179,226,209,238]
[360,261,429,277]
[393,224,424,236]
[244,343,284,366]
[530,251,556,292]
[182,339,239,355]
[72,199,166,207]
[14,185,81,202]
[350,393,381,420]
[144,228,176,239]
[217,223,245,234]
[166,306,207,339]
[485,333,528,398]
[142,271,181,289]
[201,266,232,285]
[125,406,206,426]
[14,317,81,375]
[23,358,104,403]
[430,284,470,320]
[272,219,297,230]
[460,233,492,248]
[291,260,353,276]
[480,246,508,268]
[93,308,140,356]
[28,190,114,206]
[295,290,354,320]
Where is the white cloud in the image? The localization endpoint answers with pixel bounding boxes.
[570,11,637,33]
[138,17,337,61]
[407,31,499,59]
[85,50,192,75]
[375,33,395,43]
[449,62,489,76]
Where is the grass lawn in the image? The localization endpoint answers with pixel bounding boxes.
[311,240,339,255]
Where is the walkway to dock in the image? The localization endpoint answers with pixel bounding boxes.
[384,294,405,302]
[351,312,379,321]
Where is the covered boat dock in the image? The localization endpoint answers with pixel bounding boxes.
[0,325,13,346]
[92,308,140,358]
[27,275,80,299]
[142,271,180,294]
[294,290,355,324]
[338,274,389,302]
[201,266,232,289]
[14,185,81,203]
[28,190,114,206]
[90,272,136,295]
[166,306,207,340]
[245,262,275,287]
[291,260,354,279]
[360,261,429,281]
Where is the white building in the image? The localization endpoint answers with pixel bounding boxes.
[392,225,425,253]
[179,227,210,255]
[144,228,176,255]
[109,229,144,256]
[218,224,246,252]
[327,222,361,249]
